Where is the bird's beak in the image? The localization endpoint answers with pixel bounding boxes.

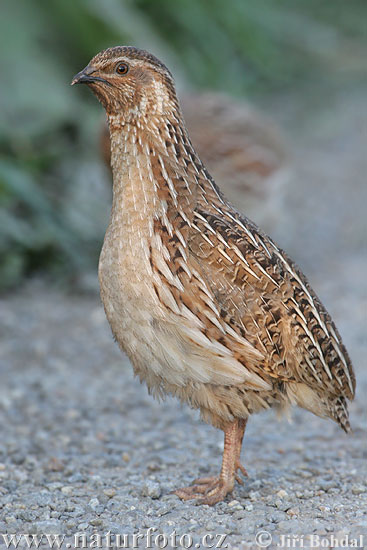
[71,66,111,86]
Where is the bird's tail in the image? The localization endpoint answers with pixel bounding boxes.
[330,396,352,433]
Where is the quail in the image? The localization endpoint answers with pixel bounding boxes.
[72,47,355,505]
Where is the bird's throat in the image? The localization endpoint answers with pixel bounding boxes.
[107,112,200,227]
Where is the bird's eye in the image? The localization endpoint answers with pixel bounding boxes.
[115,62,129,75]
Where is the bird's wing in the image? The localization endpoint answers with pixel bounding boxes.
[184,202,355,400]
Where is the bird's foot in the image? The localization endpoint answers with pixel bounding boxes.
[173,475,235,506]
[173,459,248,505]
[173,420,249,505]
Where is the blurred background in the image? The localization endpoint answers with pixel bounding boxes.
[1,0,366,291]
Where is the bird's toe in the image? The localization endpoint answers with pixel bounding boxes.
[173,475,235,505]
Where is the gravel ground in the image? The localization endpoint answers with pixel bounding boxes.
[0,89,366,548]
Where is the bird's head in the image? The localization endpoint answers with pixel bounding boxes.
[71,46,179,121]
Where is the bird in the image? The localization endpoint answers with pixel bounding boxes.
[71,46,355,505]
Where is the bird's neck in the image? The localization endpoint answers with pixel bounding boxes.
[107,111,206,218]
[108,107,193,167]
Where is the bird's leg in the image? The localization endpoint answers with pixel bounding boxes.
[174,418,248,505]
[234,418,248,483]
[193,417,248,485]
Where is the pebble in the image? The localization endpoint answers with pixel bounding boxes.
[232,510,247,520]
[351,484,366,495]
[88,497,100,510]
[32,520,63,534]
[103,488,117,498]
[61,486,73,495]
[90,518,103,526]
[141,481,162,499]
[5,516,17,524]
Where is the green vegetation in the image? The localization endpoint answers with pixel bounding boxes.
[1,0,366,290]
